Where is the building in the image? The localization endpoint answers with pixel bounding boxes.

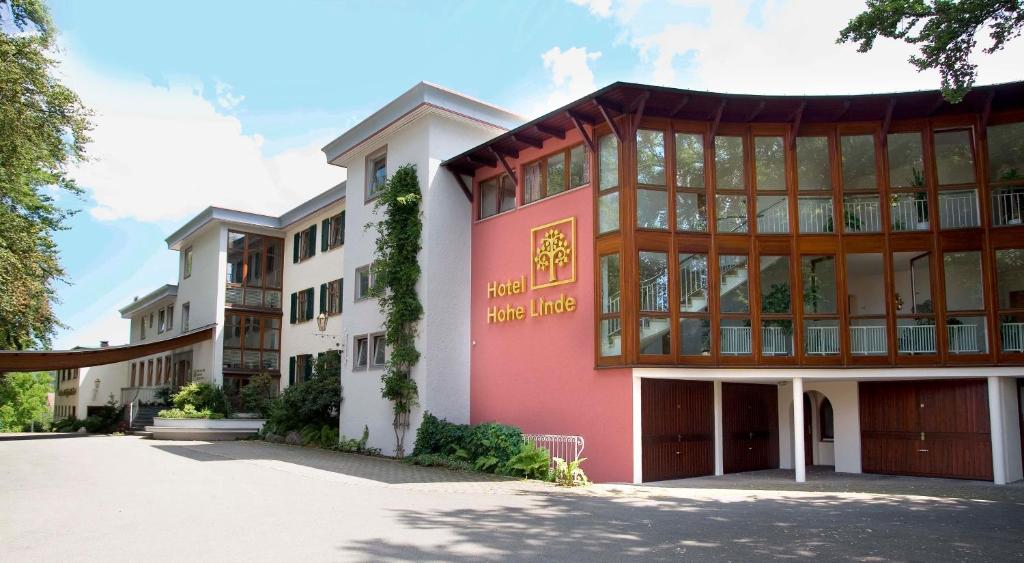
[447,81,1024,484]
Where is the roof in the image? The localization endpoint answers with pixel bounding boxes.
[321,82,523,166]
[165,182,347,249]
[444,80,1024,176]
[118,284,178,318]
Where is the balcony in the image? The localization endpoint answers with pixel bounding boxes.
[850,324,887,355]
[890,193,930,232]
[798,197,833,233]
[897,324,936,354]
[720,326,752,355]
[992,189,1024,227]
[843,196,882,233]
[805,324,840,355]
[1002,322,1024,352]
[226,284,282,310]
[938,190,980,229]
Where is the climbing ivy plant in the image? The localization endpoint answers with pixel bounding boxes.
[370,164,422,457]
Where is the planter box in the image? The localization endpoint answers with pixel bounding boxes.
[152,417,265,431]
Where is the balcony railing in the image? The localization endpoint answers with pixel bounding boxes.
[225,284,282,310]
[844,197,882,233]
[947,323,981,354]
[938,190,980,229]
[850,325,887,355]
[897,324,936,354]
[1001,322,1024,352]
[720,326,752,355]
[639,276,669,312]
[890,194,929,231]
[761,326,792,356]
[756,199,789,234]
[992,189,1024,226]
[798,198,833,233]
[805,325,840,355]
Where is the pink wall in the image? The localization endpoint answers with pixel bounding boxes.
[470,140,633,483]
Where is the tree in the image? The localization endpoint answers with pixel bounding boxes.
[534,229,572,283]
[838,1,1024,103]
[1,0,92,350]
[0,371,52,431]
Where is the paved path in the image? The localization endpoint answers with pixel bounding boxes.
[2,436,1022,562]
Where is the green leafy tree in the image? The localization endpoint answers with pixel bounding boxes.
[838,1,1024,103]
[1,0,92,350]
[0,371,52,431]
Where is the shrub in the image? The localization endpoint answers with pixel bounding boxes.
[505,441,550,480]
[412,413,538,478]
[264,353,340,435]
[240,373,275,417]
[552,457,590,487]
[157,405,225,419]
[171,382,231,416]
[461,422,524,471]
[405,453,473,472]
[53,417,85,432]
[153,387,173,407]
[412,412,470,457]
[333,425,370,453]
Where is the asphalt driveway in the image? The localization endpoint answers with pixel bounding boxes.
[1,435,1022,562]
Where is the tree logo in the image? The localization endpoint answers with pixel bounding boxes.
[530,217,576,289]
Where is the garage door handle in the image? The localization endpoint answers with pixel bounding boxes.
[917,449,929,452]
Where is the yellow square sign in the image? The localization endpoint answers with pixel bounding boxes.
[530,217,576,290]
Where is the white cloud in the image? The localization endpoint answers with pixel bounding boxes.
[571,0,1024,95]
[214,80,245,111]
[569,0,613,18]
[60,57,345,223]
[515,46,604,119]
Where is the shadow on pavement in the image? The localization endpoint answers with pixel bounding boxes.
[0,432,92,442]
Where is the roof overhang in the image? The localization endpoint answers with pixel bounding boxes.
[0,325,216,372]
[118,284,178,318]
[443,80,1024,179]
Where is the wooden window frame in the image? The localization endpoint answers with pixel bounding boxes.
[932,123,983,232]
[636,128,670,232]
[223,312,281,374]
[521,143,591,206]
[228,230,285,310]
[294,288,314,323]
[325,211,345,251]
[477,172,516,220]
[326,278,343,316]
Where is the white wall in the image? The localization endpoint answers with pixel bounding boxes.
[281,200,346,389]
[777,380,861,474]
[77,362,131,414]
[173,224,227,384]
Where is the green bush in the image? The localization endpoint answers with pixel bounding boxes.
[171,382,231,415]
[153,386,173,407]
[263,353,340,435]
[412,412,470,457]
[505,441,550,480]
[157,405,225,419]
[405,453,473,472]
[412,412,533,477]
[240,373,275,417]
[552,456,590,486]
[53,417,85,432]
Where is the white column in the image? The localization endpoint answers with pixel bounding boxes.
[988,376,1008,485]
[632,375,643,484]
[793,376,806,483]
[714,380,724,476]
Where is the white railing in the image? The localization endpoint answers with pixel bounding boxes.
[679,262,708,312]
[798,198,833,233]
[523,434,585,471]
[939,190,980,229]
[890,195,929,231]
[1001,322,1024,352]
[946,323,980,354]
[223,348,242,369]
[226,286,243,305]
[757,200,789,233]
[761,326,792,356]
[640,275,668,312]
[844,198,882,233]
[897,324,936,354]
[992,190,1024,226]
[850,325,887,355]
[720,326,752,355]
[805,325,840,355]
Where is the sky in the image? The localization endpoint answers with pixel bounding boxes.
[46,0,1024,350]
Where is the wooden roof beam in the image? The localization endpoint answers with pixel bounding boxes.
[512,133,543,149]
[567,111,595,153]
[880,98,896,146]
[833,100,852,121]
[708,99,727,142]
[536,124,565,140]
[788,101,806,149]
[594,98,623,142]
[489,146,517,185]
[444,165,473,201]
[745,101,766,122]
[467,153,497,168]
[592,96,624,116]
[669,94,691,117]
[492,145,519,160]
[632,91,650,137]
[981,90,996,129]
[926,94,946,116]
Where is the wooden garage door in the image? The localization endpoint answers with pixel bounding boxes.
[641,379,714,482]
[722,383,779,474]
[860,379,992,481]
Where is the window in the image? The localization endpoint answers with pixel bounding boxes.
[943,251,987,354]
[987,122,1024,226]
[290,353,313,385]
[819,398,834,440]
[719,254,751,355]
[597,134,620,234]
[841,134,881,233]
[353,335,369,369]
[147,360,154,387]
[367,149,387,201]
[224,314,280,372]
[181,303,190,333]
[479,174,516,219]
[183,246,193,278]
[636,129,668,230]
[995,248,1024,353]
[165,306,173,332]
[522,144,589,207]
[322,211,345,251]
[294,225,317,262]
[892,252,935,355]
[755,136,789,234]
[797,136,834,234]
[291,288,314,324]
[355,264,376,300]
[934,129,980,229]
[887,131,930,232]
[638,251,670,355]
[760,256,794,357]
[322,278,343,315]
[371,334,386,367]
[229,231,284,309]
[801,256,839,356]
[149,313,154,328]
[846,253,887,356]
[675,132,707,232]
[679,253,710,356]
[140,316,146,340]
[156,358,163,384]
[130,363,137,387]
[158,309,166,334]
[599,254,622,357]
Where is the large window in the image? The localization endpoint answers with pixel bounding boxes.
[322,278,343,316]
[760,255,793,357]
[229,231,284,309]
[718,254,751,355]
[887,132,929,232]
[801,255,839,355]
[290,287,314,324]
[846,253,887,356]
[892,252,935,355]
[479,173,516,219]
[598,134,620,234]
[524,144,589,206]
[995,248,1024,353]
[638,251,670,355]
[599,254,622,357]
[755,136,788,234]
[934,129,980,229]
[675,132,707,232]
[988,122,1024,227]
[943,251,987,354]
[841,134,881,233]
[679,253,710,356]
[355,264,376,300]
[715,136,747,233]
[223,314,280,372]
[636,129,668,229]
[796,136,834,234]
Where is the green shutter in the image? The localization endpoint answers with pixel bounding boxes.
[308,225,317,257]
[321,219,330,251]
[340,211,346,245]
[289,292,297,324]
[304,355,313,380]
[320,283,327,314]
[288,356,295,386]
[305,288,314,320]
[292,233,300,263]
